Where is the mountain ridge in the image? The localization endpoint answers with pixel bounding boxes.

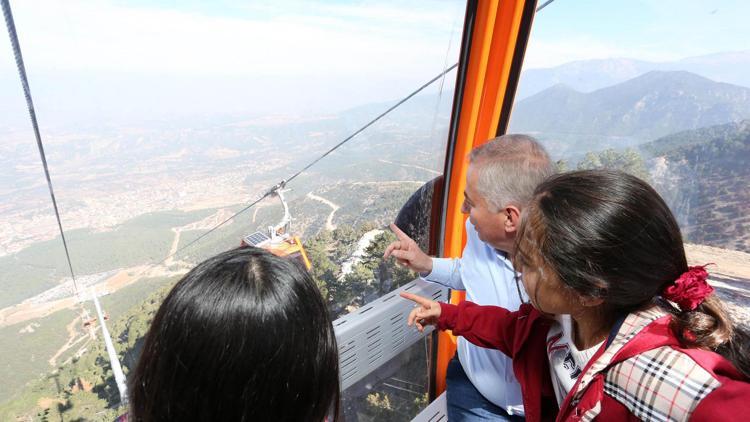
[510,70,750,140]
[517,50,750,99]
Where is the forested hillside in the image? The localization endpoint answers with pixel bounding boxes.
[646,121,750,252]
[0,220,419,421]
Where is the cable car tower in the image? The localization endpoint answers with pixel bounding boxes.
[241,181,312,270]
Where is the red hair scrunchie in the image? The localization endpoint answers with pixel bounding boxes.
[662,264,714,311]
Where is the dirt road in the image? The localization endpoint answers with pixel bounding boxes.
[306,192,340,231]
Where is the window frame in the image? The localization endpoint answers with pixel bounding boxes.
[433,0,540,398]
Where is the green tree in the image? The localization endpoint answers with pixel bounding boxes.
[303,230,339,301]
[577,148,650,181]
[347,231,416,298]
[332,225,358,262]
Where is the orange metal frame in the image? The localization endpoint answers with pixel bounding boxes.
[293,236,313,270]
[435,0,537,395]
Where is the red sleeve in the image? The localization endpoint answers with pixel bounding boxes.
[690,378,750,420]
[438,300,532,358]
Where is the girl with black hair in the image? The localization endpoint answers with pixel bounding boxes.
[127,246,340,422]
[402,170,750,421]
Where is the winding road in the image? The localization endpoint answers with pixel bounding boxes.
[306,192,340,231]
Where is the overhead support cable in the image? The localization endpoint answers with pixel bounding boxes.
[2,0,79,293]
[536,0,557,12]
[430,19,459,143]
[4,0,129,407]
[283,62,459,186]
[163,180,286,262]
[91,289,128,406]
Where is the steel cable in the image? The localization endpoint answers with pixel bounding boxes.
[2,0,79,293]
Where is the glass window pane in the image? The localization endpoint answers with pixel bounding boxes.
[509,1,750,320]
[341,338,432,420]
[0,1,465,420]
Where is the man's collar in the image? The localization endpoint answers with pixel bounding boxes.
[495,249,509,259]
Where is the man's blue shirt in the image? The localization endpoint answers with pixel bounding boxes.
[422,219,526,416]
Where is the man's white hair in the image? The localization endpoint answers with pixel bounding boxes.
[469,134,553,211]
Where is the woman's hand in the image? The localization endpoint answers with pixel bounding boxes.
[400,292,442,332]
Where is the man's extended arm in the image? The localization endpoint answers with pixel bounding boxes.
[384,223,465,290]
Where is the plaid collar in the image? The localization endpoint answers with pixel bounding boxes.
[564,306,724,421]
[571,306,670,400]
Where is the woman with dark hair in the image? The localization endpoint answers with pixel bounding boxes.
[127,246,340,422]
[402,170,750,421]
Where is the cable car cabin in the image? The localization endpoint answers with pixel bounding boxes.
[3,0,542,418]
[81,312,109,327]
[241,230,312,270]
[240,186,312,270]
[7,0,749,420]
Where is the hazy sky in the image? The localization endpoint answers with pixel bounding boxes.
[1,0,748,128]
[526,0,749,67]
[1,0,465,127]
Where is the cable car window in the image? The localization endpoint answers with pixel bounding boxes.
[508,1,750,324]
[1,0,465,420]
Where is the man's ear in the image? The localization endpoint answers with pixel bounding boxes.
[504,205,522,233]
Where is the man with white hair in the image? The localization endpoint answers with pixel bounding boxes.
[385,134,552,420]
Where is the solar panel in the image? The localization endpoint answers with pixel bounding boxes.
[244,231,270,246]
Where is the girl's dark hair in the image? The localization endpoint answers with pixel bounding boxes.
[514,169,750,378]
[129,246,340,421]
